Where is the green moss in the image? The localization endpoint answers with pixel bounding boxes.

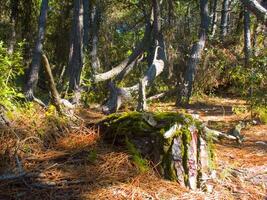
[87,149,97,164]
[162,140,178,180]
[101,111,215,187]
[125,137,149,173]
[206,131,216,170]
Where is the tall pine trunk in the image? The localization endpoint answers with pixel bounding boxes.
[24,0,49,100]
[177,0,209,105]
[90,3,101,73]
[68,0,84,103]
[220,0,230,40]
[83,0,90,51]
[8,0,18,54]
[210,0,218,38]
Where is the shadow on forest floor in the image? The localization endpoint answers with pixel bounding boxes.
[0,97,266,200]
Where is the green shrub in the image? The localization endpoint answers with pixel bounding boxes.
[0,41,24,109]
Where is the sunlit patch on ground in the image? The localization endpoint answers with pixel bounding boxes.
[0,97,266,199]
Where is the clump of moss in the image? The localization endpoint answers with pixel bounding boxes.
[125,137,149,173]
[101,111,215,188]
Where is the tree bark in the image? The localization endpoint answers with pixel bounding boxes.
[83,0,90,51]
[210,0,218,38]
[220,0,230,40]
[101,0,166,114]
[244,8,251,67]
[90,2,101,73]
[178,0,209,106]
[24,0,49,100]
[68,0,84,103]
[100,112,215,190]
[240,0,267,26]
[8,0,18,54]
[137,79,147,112]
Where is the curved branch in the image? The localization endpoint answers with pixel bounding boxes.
[240,0,267,25]
[93,24,152,82]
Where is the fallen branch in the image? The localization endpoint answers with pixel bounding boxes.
[202,126,236,141]
[42,54,62,113]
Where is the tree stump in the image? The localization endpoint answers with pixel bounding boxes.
[100,111,215,190]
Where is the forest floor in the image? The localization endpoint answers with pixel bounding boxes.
[0,96,266,200]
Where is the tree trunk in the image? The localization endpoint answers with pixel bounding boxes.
[90,2,101,73]
[68,0,84,103]
[24,0,49,100]
[8,0,18,54]
[102,0,166,114]
[210,0,218,38]
[239,0,267,26]
[83,0,90,51]
[177,0,209,106]
[244,8,251,67]
[220,0,230,40]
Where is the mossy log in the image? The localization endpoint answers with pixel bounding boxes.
[100,111,215,190]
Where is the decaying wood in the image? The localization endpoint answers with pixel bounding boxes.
[42,54,62,113]
[101,112,215,191]
[137,79,147,112]
[202,126,237,141]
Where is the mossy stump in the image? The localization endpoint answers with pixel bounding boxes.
[100,111,215,190]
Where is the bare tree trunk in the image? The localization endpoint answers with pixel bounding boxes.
[244,8,251,67]
[8,0,18,54]
[220,0,230,40]
[68,0,84,103]
[24,0,49,100]
[177,0,209,106]
[90,2,101,73]
[83,0,90,51]
[102,0,166,114]
[210,0,218,38]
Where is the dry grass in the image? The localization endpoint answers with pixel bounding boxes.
[0,97,266,199]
